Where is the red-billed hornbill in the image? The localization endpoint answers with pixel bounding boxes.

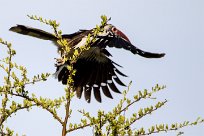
[10,24,165,103]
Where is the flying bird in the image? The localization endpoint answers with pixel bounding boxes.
[9,23,165,103]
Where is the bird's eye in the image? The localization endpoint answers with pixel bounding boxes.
[112,27,117,32]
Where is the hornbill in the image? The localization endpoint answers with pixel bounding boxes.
[9,24,165,103]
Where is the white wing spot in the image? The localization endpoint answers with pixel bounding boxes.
[107,80,113,83]
[93,84,99,87]
[112,75,117,78]
[101,83,107,86]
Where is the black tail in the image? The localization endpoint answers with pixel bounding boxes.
[10,25,57,41]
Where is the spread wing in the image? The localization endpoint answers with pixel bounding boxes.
[94,35,165,58]
[55,48,126,103]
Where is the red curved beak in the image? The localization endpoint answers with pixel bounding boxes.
[115,29,131,43]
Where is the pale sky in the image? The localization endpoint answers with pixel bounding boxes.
[0,0,204,136]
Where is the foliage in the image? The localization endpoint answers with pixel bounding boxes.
[0,16,204,136]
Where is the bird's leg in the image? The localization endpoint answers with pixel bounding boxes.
[55,57,65,66]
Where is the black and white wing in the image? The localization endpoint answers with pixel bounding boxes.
[55,48,126,103]
[94,35,165,58]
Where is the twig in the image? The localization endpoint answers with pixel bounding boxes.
[0,91,63,125]
[66,123,92,133]
[0,104,37,126]
[127,100,168,129]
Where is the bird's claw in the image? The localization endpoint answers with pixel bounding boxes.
[55,57,65,66]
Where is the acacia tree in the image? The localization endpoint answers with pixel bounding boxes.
[0,16,203,136]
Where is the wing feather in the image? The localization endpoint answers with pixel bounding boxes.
[96,36,165,58]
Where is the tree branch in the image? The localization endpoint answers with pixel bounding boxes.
[0,91,63,125]
[130,100,168,129]
[62,88,71,136]
[66,123,92,133]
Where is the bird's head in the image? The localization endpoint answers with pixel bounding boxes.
[103,24,131,43]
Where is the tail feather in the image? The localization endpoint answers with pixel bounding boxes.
[9,25,57,41]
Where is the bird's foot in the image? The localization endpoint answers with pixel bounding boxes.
[55,57,65,66]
